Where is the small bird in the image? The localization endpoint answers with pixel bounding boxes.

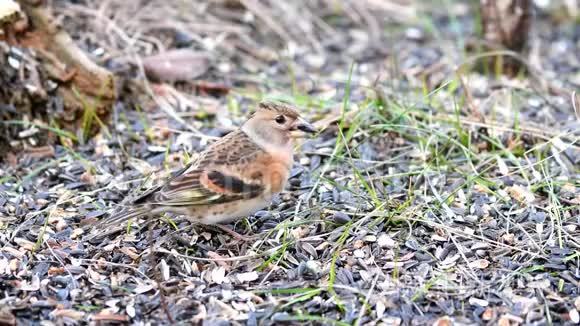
[88,101,316,240]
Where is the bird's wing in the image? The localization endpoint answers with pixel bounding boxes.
[135,130,267,207]
[126,158,196,205]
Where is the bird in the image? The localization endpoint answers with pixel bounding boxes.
[86,100,316,241]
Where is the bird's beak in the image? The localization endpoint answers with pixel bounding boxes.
[292,118,317,134]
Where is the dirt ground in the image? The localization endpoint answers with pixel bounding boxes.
[1,0,579,325]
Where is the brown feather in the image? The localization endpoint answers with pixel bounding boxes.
[131,130,267,207]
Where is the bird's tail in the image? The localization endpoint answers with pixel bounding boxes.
[83,205,150,243]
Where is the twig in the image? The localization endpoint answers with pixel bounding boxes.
[239,0,294,44]
[455,70,482,121]
[572,91,579,120]
[80,259,151,280]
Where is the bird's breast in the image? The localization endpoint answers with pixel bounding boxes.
[243,153,291,193]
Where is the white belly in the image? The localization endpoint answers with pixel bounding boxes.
[196,196,271,224]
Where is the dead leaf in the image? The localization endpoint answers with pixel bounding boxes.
[433,316,453,326]
[2,247,24,258]
[496,155,509,175]
[52,309,85,321]
[25,145,55,159]
[528,279,550,289]
[377,233,396,248]
[0,258,9,275]
[127,158,154,175]
[502,233,515,244]
[192,80,231,97]
[468,259,490,269]
[570,308,580,324]
[48,266,65,276]
[498,316,510,326]
[92,312,128,322]
[86,267,104,282]
[469,297,489,307]
[431,234,448,242]
[160,259,170,281]
[0,306,16,326]
[562,183,576,193]
[0,0,21,25]
[119,247,140,260]
[80,170,96,185]
[126,300,136,318]
[235,271,259,283]
[19,275,40,291]
[399,252,415,262]
[482,307,494,320]
[211,266,226,284]
[207,251,230,269]
[6,152,17,168]
[8,259,18,272]
[71,228,84,239]
[13,237,35,251]
[143,49,210,82]
[506,185,535,204]
[133,280,155,294]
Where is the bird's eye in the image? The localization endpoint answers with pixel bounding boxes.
[275,115,286,124]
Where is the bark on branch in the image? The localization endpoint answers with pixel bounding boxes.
[479,0,532,75]
[0,0,116,141]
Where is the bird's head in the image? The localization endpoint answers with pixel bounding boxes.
[243,101,316,148]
